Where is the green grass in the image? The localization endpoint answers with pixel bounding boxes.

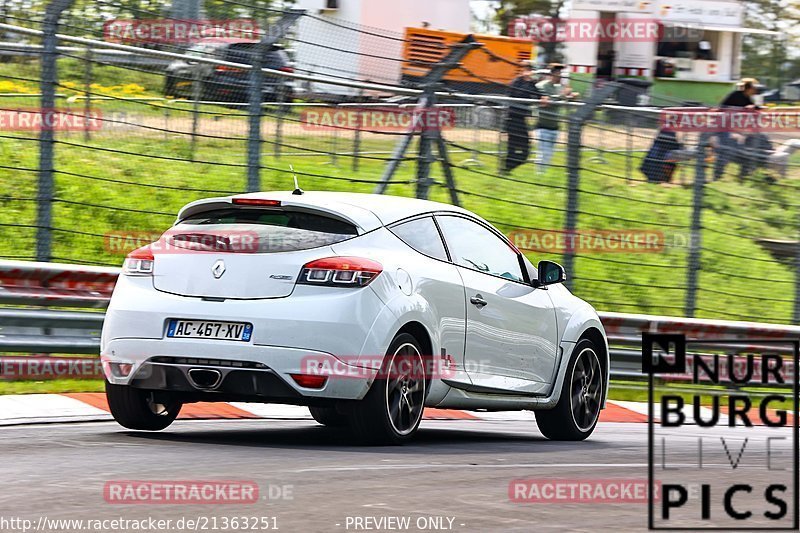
[610,380,796,411]
[0,379,104,395]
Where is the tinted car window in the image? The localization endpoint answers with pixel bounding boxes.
[390,217,448,261]
[436,215,524,282]
[172,208,357,253]
[223,43,285,66]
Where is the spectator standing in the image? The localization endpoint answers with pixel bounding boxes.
[714,78,759,180]
[534,64,579,174]
[502,63,540,174]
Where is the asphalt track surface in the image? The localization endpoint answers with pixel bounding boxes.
[0,418,795,532]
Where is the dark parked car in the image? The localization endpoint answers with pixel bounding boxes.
[165,38,294,103]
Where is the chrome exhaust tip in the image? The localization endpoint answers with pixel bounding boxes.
[187,368,222,390]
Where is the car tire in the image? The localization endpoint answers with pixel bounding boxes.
[308,406,349,427]
[535,339,604,441]
[348,333,427,445]
[106,381,182,431]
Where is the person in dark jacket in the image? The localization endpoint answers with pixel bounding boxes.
[502,63,540,174]
[714,78,759,180]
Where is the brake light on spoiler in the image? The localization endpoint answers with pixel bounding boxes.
[232,198,282,207]
[298,257,382,287]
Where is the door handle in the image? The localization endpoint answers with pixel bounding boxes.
[470,295,488,308]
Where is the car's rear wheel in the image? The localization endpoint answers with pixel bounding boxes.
[308,406,349,427]
[535,339,603,441]
[106,381,182,431]
[349,333,427,445]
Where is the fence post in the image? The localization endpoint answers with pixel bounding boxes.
[562,83,620,290]
[563,114,582,290]
[82,46,92,142]
[685,134,709,318]
[190,68,201,161]
[352,95,364,171]
[246,40,265,193]
[274,89,286,160]
[496,105,506,173]
[37,0,74,262]
[246,9,304,193]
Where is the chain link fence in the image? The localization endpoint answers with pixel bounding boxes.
[1,1,799,325]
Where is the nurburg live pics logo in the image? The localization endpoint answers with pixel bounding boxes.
[643,333,799,530]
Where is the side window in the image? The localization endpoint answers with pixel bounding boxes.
[436,215,524,282]
[389,217,448,261]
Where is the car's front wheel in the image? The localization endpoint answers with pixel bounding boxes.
[535,339,604,441]
[348,333,427,445]
[106,381,182,431]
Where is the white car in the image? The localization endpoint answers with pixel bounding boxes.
[101,191,609,444]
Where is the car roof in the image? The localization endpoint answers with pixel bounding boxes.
[177,191,480,232]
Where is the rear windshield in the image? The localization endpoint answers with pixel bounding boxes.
[170,208,358,253]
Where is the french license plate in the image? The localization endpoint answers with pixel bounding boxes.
[167,319,253,342]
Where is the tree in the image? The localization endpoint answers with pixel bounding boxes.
[494,0,562,36]
[740,0,800,88]
[493,0,567,64]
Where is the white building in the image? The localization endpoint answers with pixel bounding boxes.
[292,0,472,96]
[520,0,778,104]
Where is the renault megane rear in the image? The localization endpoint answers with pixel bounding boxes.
[101,191,609,444]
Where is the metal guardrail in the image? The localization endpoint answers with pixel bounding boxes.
[2,261,800,376]
[0,41,172,68]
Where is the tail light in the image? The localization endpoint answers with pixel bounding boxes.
[102,356,135,379]
[122,245,155,275]
[290,374,327,389]
[278,66,294,73]
[298,257,382,287]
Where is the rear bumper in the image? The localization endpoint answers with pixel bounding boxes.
[100,275,393,401]
[103,338,375,401]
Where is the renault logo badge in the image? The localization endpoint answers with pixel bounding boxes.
[212,260,226,279]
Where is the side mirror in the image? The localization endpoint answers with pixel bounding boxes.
[536,260,566,287]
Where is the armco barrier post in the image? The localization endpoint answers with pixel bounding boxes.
[247,9,304,192]
[37,0,74,262]
[685,133,709,318]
